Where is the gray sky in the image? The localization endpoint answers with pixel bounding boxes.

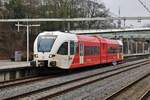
[102,0,150,27]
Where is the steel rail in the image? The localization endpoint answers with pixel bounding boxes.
[0,75,57,89]
[105,74,150,100]
[139,90,150,100]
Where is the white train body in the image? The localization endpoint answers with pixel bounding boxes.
[33,31,77,69]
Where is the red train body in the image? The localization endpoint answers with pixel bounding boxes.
[70,35,123,68]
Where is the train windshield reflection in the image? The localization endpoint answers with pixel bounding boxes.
[37,35,56,52]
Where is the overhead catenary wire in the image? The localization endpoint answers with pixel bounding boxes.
[138,0,150,14]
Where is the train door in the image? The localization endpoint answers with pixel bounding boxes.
[57,42,70,68]
[101,43,107,64]
[69,41,76,65]
[57,41,76,69]
[79,42,84,64]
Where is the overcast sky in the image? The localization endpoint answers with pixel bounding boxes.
[101,0,150,27]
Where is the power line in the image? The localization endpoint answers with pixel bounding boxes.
[138,0,150,13]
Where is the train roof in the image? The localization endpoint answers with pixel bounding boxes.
[77,35,100,43]
[38,31,122,45]
[77,35,122,45]
[38,31,72,36]
[100,37,122,45]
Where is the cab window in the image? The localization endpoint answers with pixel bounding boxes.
[57,42,68,55]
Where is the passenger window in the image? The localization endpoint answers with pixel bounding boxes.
[76,43,79,54]
[70,41,75,55]
[119,45,123,53]
[80,45,84,56]
[57,42,68,55]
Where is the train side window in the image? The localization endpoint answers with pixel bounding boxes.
[119,45,123,53]
[80,45,84,56]
[70,41,75,55]
[57,42,68,55]
[108,47,118,54]
[76,44,79,54]
[84,46,100,56]
[108,47,111,54]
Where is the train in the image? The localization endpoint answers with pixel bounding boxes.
[30,31,123,69]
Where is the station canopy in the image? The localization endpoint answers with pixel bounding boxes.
[70,28,150,39]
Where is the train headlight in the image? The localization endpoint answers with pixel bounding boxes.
[49,54,55,58]
[34,54,38,58]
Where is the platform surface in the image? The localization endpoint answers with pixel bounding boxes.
[0,60,30,70]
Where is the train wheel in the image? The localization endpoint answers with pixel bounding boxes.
[30,61,36,67]
[112,61,117,66]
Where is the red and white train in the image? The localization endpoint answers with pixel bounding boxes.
[31,31,123,69]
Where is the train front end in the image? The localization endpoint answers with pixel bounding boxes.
[31,31,77,69]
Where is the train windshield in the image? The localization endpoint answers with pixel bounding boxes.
[37,35,56,52]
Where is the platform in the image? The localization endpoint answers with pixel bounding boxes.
[0,60,30,70]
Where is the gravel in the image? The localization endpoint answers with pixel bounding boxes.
[113,75,150,100]
[49,63,150,100]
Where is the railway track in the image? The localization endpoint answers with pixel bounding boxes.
[2,59,149,100]
[0,60,147,89]
[105,74,150,100]
[0,59,147,90]
[140,90,150,100]
[0,75,57,89]
[0,68,68,90]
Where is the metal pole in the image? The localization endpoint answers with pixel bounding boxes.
[123,19,126,28]
[131,40,133,54]
[127,38,130,54]
[27,25,29,62]
[142,42,145,53]
[148,42,150,53]
[17,22,20,32]
[136,42,138,54]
